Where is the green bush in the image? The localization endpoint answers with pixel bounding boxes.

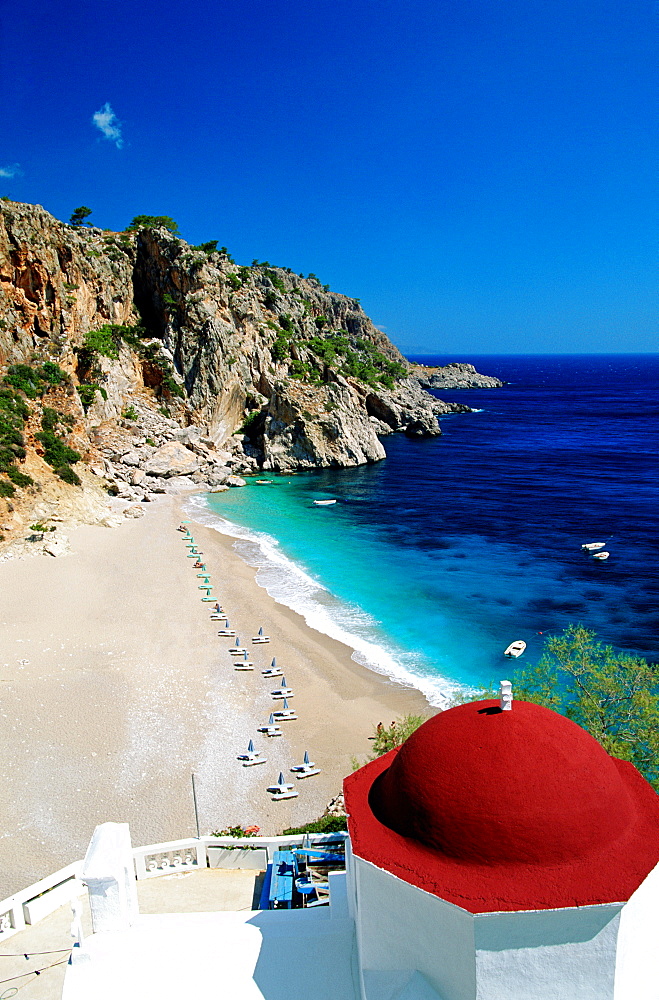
[82,327,120,360]
[35,429,81,469]
[227,273,242,291]
[271,335,289,362]
[77,384,106,411]
[6,466,33,488]
[5,365,45,399]
[40,361,68,385]
[122,405,138,421]
[0,479,15,498]
[56,464,81,486]
[282,815,347,835]
[239,410,262,435]
[161,374,184,399]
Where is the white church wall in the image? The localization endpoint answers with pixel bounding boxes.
[474,903,622,1000]
[353,856,476,1000]
[614,860,659,1000]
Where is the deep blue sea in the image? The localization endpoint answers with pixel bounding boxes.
[189,355,658,705]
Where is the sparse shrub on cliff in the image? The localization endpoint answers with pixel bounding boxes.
[6,466,33,488]
[278,314,294,333]
[0,479,15,498]
[5,363,67,399]
[227,273,242,291]
[271,334,289,362]
[77,383,107,411]
[35,422,81,485]
[82,327,120,360]
[264,269,287,294]
[125,215,180,235]
[239,410,262,436]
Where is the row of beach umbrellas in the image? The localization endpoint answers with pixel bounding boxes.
[178,523,321,800]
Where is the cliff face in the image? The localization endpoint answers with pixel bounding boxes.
[0,199,489,541]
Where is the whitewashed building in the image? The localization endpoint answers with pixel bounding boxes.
[62,692,659,1000]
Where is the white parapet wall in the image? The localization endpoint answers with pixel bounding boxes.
[83,823,139,934]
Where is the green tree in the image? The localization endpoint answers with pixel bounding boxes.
[502,625,659,790]
[370,714,428,757]
[125,215,180,235]
[69,206,92,227]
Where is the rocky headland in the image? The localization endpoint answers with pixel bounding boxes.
[0,199,500,551]
[409,361,504,390]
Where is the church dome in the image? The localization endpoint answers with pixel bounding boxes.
[369,699,635,864]
[344,698,659,913]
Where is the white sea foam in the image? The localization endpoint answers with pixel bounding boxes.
[184,495,454,708]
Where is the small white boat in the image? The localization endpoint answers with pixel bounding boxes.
[592,551,610,560]
[313,499,336,506]
[255,479,273,484]
[582,542,606,551]
[252,626,270,644]
[237,740,266,766]
[504,640,526,658]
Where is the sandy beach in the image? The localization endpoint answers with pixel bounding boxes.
[0,494,430,898]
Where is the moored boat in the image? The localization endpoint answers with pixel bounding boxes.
[504,640,527,658]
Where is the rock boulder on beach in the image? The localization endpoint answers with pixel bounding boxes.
[144,442,200,478]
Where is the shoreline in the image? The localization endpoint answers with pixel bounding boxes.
[0,493,431,898]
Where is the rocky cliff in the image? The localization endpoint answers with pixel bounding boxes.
[0,199,497,545]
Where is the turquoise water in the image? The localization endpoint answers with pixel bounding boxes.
[187,355,659,706]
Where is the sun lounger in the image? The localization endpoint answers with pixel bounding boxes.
[258,714,283,737]
[270,676,293,698]
[272,697,297,721]
[237,740,266,766]
[268,772,299,800]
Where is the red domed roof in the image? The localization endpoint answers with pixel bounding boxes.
[344,699,659,913]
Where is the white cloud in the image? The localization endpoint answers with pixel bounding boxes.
[0,163,22,178]
[92,102,123,148]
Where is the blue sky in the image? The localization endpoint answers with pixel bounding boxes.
[1,1,656,353]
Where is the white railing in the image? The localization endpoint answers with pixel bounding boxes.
[0,860,84,942]
[0,831,348,941]
[133,832,347,880]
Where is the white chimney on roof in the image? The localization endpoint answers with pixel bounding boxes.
[500,680,513,711]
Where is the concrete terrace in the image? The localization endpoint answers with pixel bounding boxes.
[0,869,263,1000]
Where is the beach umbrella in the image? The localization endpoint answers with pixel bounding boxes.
[247,739,255,754]
[281,698,290,710]
[268,713,276,725]
[303,750,310,765]
[257,627,264,636]
[271,657,276,668]
[280,676,287,687]
[277,772,287,787]
[242,651,250,660]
